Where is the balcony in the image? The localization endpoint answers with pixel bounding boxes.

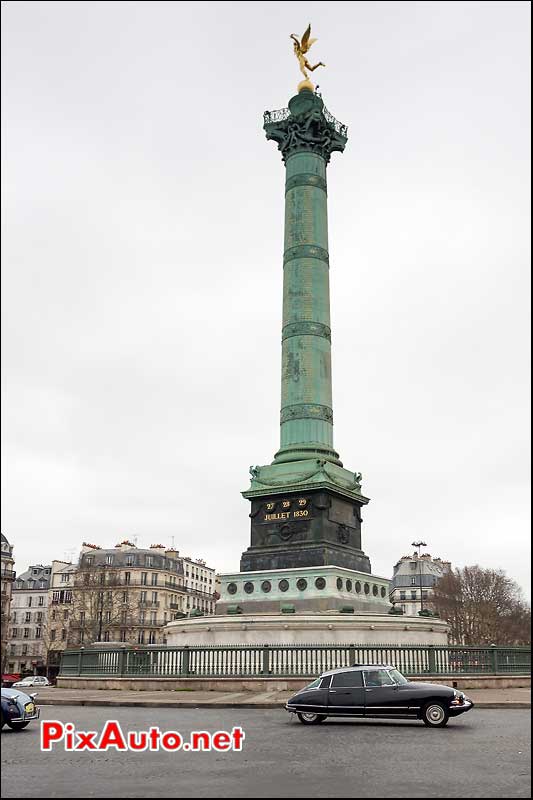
[1,570,16,581]
[138,601,160,608]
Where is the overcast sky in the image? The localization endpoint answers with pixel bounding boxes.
[2,1,530,598]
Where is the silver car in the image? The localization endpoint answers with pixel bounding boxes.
[12,676,51,688]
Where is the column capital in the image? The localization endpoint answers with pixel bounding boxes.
[263,90,348,163]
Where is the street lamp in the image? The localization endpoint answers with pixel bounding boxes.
[411,541,427,615]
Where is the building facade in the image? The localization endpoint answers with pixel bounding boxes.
[389,552,451,616]
[47,560,77,678]
[7,565,51,676]
[180,556,217,616]
[67,542,217,647]
[1,533,16,672]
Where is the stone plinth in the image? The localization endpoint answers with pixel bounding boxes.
[165,612,449,647]
[217,565,390,615]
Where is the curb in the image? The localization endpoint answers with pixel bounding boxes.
[36,699,531,710]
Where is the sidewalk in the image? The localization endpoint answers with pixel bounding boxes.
[29,686,531,709]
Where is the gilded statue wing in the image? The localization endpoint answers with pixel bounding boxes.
[300,24,317,53]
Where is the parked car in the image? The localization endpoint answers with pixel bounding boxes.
[1,674,21,688]
[12,676,51,688]
[1,688,40,731]
[286,664,474,728]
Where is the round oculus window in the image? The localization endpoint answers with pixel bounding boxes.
[243,582,254,594]
[279,579,289,592]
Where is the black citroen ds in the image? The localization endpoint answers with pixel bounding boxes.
[286,665,474,727]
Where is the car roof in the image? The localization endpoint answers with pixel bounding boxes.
[320,665,393,677]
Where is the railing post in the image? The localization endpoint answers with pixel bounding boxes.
[349,645,356,667]
[182,646,190,677]
[262,645,270,676]
[490,645,499,674]
[118,646,126,677]
[428,645,436,675]
[77,647,85,676]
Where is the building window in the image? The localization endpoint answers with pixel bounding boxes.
[121,610,128,624]
[61,628,67,640]
[140,611,146,624]
[86,556,93,566]
[399,591,406,600]
[124,572,131,585]
[38,596,44,606]
[120,629,127,642]
[23,628,30,638]
[35,627,42,638]
[61,573,70,582]
[51,610,56,621]
[80,611,85,625]
[150,612,157,625]
[141,572,148,586]
[126,555,135,567]
[25,612,31,623]
[105,555,114,565]
[151,592,158,604]
[22,645,28,656]
[151,573,158,586]
[103,631,110,642]
[138,630,145,644]
[11,628,18,638]
[410,562,417,570]
[122,591,128,603]
[105,611,111,623]
[11,612,17,624]
[148,631,156,644]
[27,597,32,607]
[50,629,56,641]
[411,591,417,600]
[411,577,417,585]
[145,556,153,568]
[140,591,147,604]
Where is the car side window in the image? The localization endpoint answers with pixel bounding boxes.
[331,671,364,688]
[319,675,332,689]
[363,670,395,687]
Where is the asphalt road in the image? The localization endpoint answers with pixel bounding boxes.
[1,707,530,798]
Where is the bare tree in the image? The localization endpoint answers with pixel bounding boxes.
[67,565,136,646]
[431,565,531,645]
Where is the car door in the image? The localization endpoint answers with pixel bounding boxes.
[362,669,410,717]
[327,670,365,716]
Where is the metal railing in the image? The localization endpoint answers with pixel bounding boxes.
[59,644,531,679]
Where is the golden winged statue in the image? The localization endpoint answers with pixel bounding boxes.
[290,24,325,82]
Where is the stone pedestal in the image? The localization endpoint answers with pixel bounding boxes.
[165,612,449,647]
[218,565,389,615]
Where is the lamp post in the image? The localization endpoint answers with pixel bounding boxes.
[411,541,427,615]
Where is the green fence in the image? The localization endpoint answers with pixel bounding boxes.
[59,644,531,679]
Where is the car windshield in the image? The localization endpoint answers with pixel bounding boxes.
[389,669,408,685]
[305,678,321,689]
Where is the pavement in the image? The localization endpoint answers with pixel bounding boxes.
[27,685,531,708]
[1,707,531,797]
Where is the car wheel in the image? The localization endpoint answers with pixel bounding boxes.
[297,712,326,725]
[422,702,449,727]
[7,721,30,731]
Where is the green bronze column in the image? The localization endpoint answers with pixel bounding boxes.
[264,89,347,466]
[239,86,372,575]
